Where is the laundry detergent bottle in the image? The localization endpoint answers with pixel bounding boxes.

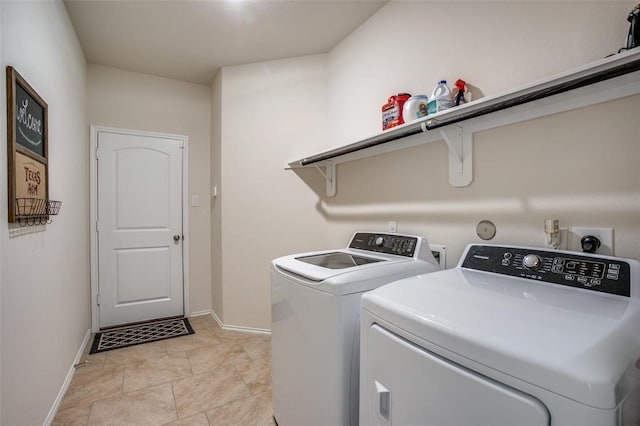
[427,80,453,115]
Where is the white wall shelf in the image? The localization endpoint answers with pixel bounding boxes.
[287,48,640,197]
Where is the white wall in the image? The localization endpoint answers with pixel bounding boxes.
[0,1,4,421]
[328,1,632,145]
[321,1,640,264]
[0,1,89,424]
[87,64,213,315]
[211,72,224,319]
[211,1,639,329]
[215,55,329,329]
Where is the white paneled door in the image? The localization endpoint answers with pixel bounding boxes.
[95,128,185,328]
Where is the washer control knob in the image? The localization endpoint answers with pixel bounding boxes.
[523,254,543,270]
[375,237,385,246]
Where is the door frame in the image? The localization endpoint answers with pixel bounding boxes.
[89,125,190,332]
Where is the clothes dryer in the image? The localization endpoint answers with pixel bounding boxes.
[360,244,640,425]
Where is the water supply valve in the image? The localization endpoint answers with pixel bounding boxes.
[544,219,560,249]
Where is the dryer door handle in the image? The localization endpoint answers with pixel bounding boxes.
[375,380,391,423]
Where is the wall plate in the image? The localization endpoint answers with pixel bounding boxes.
[476,220,496,240]
[569,227,614,255]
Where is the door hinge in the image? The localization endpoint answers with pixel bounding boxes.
[95,147,99,159]
[179,141,184,149]
[96,293,100,306]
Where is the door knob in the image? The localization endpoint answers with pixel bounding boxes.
[173,234,181,242]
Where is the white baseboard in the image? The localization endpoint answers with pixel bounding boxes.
[210,310,271,335]
[44,328,92,425]
[188,309,213,318]
[210,309,224,327]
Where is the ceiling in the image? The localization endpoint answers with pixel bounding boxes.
[64,0,388,85]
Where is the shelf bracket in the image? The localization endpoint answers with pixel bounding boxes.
[315,163,336,197]
[439,125,472,187]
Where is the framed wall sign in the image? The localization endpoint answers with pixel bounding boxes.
[6,66,49,223]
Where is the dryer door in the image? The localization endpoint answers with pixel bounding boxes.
[363,325,550,426]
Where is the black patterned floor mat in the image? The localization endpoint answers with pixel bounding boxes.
[90,317,194,354]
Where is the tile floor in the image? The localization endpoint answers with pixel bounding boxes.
[53,315,274,425]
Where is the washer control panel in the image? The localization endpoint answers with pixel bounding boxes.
[349,233,419,257]
[461,245,631,297]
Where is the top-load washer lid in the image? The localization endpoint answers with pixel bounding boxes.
[361,244,640,411]
[274,248,432,295]
[295,251,384,269]
[272,232,440,295]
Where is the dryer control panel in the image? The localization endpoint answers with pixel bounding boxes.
[349,233,419,257]
[461,245,632,297]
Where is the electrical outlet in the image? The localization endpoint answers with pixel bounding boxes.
[388,221,397,233]
[569,227,614,255]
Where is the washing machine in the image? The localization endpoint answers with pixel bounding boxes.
[360,244,640,426]
[271,232,441,426]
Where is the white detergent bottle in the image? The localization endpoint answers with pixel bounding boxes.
[427,80,453,115]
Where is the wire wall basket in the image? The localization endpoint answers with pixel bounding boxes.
[14,198,62,226]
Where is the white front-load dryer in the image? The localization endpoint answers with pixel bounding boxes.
[271,232,441,426]
[360,244,640,425]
